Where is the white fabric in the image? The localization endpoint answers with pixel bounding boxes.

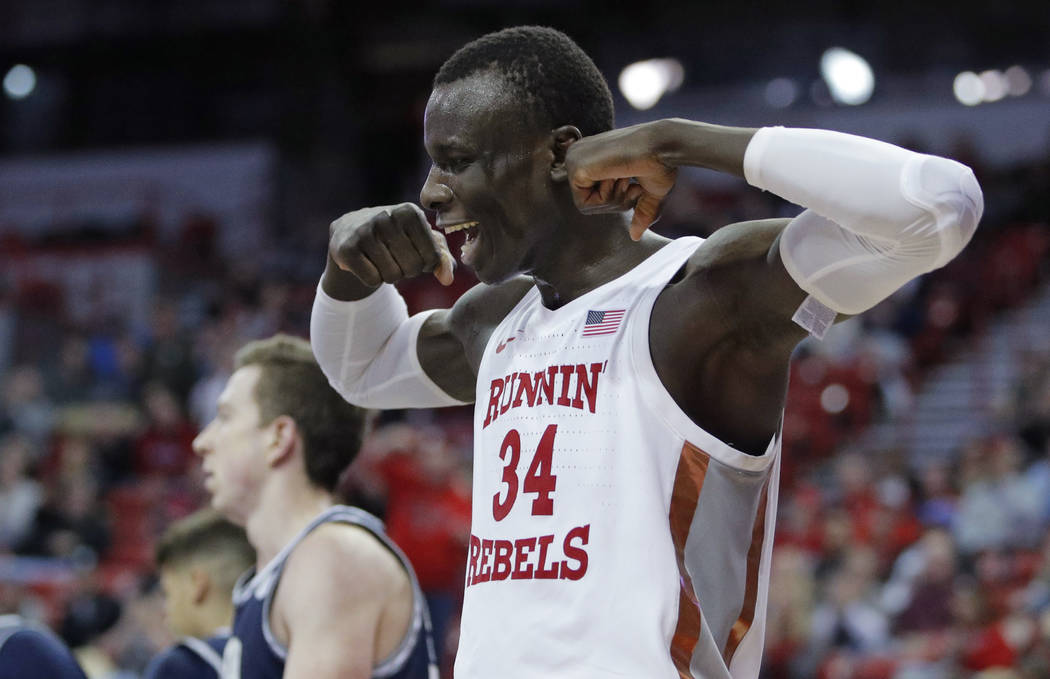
[456,237,779,679]
[310,283,468,409]
[743,126,983,315]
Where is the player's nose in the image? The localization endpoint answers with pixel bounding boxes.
[191,429,210,457]
[420,170,454,212]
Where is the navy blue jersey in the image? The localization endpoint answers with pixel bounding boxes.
[0,615,88,679]
[144,633,228,679]
[226,506,437,679]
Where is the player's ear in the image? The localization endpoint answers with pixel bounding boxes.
[550,125,582,182]
[189,568,210,605]
[266,415,298,467]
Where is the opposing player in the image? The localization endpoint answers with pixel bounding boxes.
[192,335,436,679]
[0,615,88,679]
[311,26,982,679]
[146,508,255,679]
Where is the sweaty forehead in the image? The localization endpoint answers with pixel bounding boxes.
[424,72,538,150]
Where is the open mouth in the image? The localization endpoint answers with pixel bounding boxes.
[443,221,481,265]
[442,220,479,236]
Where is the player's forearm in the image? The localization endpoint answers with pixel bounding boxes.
[310,282,469,409]
[652,118,757,178]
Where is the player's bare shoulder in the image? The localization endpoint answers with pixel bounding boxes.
[274,523,409,624]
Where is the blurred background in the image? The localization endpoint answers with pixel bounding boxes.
[1,1,1049,677]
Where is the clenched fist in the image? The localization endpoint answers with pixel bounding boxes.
[329,203,456,288]
[565,121,679,241]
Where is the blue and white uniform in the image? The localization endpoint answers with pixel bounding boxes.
[224,506,437,679]
[144,633,228,679]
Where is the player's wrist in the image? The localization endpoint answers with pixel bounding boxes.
[322,254,381,301]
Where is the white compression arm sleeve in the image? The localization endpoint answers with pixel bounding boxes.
[744,127,983,315]
[310,283,470,409]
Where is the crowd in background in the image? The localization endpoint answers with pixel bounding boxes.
[0,139,1047,678]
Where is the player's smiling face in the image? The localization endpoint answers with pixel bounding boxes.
[192,366,270,525]
[421,71,561,284]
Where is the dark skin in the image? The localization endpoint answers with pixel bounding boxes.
[324,71,813,454]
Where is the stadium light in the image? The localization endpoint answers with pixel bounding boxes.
[953,71,984,106]
[819,47,874,105]
[618,58,684,110]
[1004,65,1032,97]
[3,64,36,100]
[979,70,1007,102]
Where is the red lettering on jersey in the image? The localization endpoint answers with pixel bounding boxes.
[483,379,504,428]
[572,364,602,413]
[561,524,590,581]
[466,526,590,588]
[467,535,481,585]
[477,539,494,583]
[535,534,560,579]
[511,371,535,408]
[486,363,603,426]
[500,374,516,414]
[512,538,536,579]
[533,367,558,406]
[492,540,514,581]
[555,365,576,406]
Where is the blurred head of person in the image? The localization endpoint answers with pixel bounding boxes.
[191,334,369,525]
[155,508,254,639]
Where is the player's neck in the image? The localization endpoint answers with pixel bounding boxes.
[245,480,334,568]
[531,218,667,309]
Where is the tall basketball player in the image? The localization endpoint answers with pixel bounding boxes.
[310,26,982,679]
[146,509,255,679]
[192,335,436,679]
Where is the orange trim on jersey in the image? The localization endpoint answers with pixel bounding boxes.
[722,478,770,667]
[668,442,710,679]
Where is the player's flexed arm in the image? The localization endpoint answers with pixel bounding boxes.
[565,119,983,452]
[311,203,531,407]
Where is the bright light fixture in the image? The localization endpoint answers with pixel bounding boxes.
[618,58,684,110]
[3,64,36,100]
[819,47,874,105]
[953,71,984,106]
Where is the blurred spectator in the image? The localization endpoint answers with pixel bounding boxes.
[807,547,889,663]
[0,434,43,552]
[2,365,56,447]
[953,435,1044,554]
[45,336,95,406]
[132,383,196,479]
[143,301,197,403]
[883,529,959,634]
[17,474,110,563]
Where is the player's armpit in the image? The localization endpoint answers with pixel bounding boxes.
[421,275,536,395]
[273,527,398,679]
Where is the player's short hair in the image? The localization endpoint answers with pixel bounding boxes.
[434,25,614,137]
[234,334,369,493]
[155,509,255,591]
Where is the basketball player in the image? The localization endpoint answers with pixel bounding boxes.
[310,26,982,679]
[0,615,88,679]
[146,509,255,679]
[192,335,436,679]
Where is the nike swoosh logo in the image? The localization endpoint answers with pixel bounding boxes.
[495,337,516,353]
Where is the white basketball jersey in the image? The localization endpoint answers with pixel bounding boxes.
[455,237,782,679]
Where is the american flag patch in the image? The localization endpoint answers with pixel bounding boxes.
[582,309,626,337]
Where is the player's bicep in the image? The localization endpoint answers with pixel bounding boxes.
[417,308,477,403]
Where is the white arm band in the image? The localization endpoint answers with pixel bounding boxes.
[744,127,983,316]
[310,283,469,409]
